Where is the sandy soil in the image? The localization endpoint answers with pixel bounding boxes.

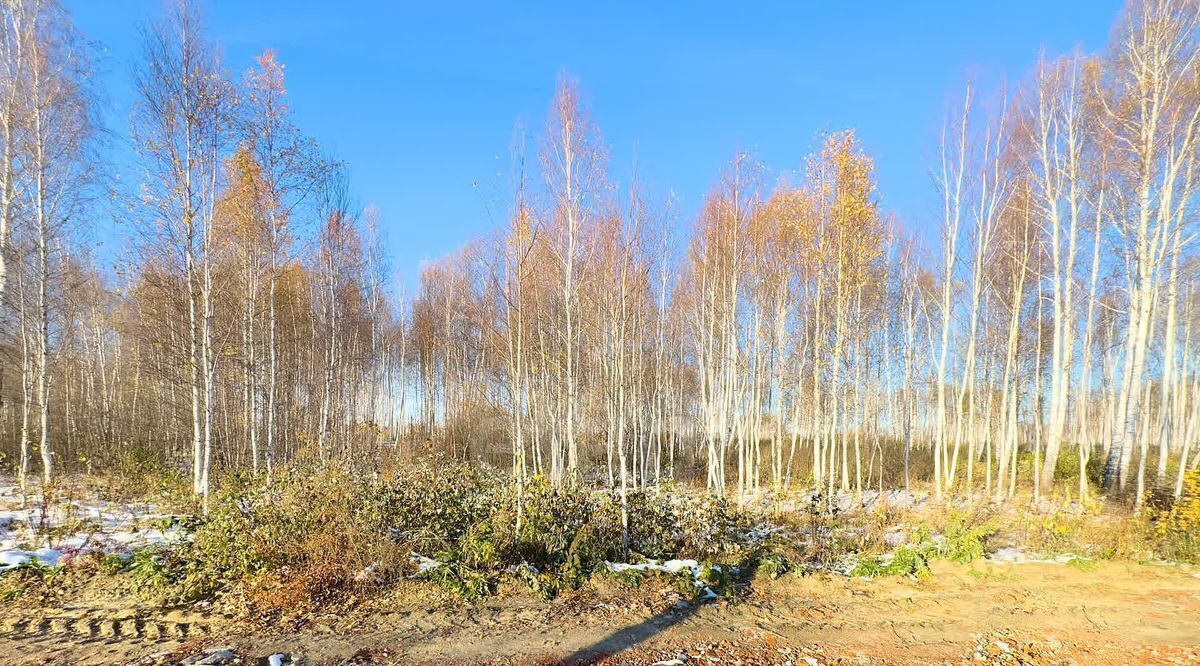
[1,559,1198,665]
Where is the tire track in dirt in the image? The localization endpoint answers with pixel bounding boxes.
[0,611,214,644]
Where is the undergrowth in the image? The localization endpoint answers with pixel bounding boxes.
[849,509,998,579]
[1145,470,1200,563]
[12,461,1199,612]
[0,558,64,601]
[123,458,761,612]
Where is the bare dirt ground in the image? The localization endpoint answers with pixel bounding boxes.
[1,559,1198,665]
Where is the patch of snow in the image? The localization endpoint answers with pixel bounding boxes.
[822,555,858,577]
[268,655,286,666]
[410,553,441,573]
[604,558,722,599]
[0,476,188,574]
[504,562,540,576]
[606,558,711,575]
[988,547,1025,563]
[987,547,1089,565]
[743,524,781,544]
[0,547,62,571]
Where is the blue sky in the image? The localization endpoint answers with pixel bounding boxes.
[68,1,1121,289]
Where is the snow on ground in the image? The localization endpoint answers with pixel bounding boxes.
[745,488,931,515]
[409,553,442,574]
[604,558,723,599]
[0,478,187,571]
[986,546,1091,565]
[0,548,62,569]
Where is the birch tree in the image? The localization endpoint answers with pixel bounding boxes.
[131,0,233,498]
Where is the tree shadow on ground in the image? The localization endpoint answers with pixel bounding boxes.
[558,562,762,665]
[557,598,704,665]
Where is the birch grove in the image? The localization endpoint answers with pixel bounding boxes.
[0,0,1199,509]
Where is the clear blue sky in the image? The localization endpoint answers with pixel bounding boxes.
[68,0,1121,290]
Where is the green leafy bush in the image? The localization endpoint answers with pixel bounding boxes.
[418,557,492,602]
[99,552,130,575]
[756,552,796,580]
[939,511,997,563]
[851,540,936,579]
[128,546,183,593]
